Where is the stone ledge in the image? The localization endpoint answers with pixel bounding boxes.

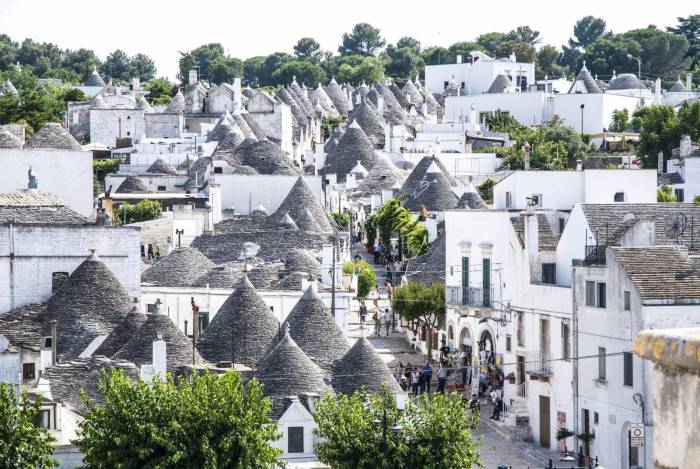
[633,327,700,372]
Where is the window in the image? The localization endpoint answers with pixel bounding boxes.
[460,82,465,89]
[34,410,50,429]
[675,188,685,202]
[624,291,631,311]
[516,312,524,347]
[506,335,512,352]
[558,218,565,234]
[624,352,634,386]
[594,412,599,425]
[213,166,223,174]
[585,281,596,306]
[561,323,570,361]
[443,81,449,90]
[157,185,166,192]
[542,263,556,284]
[288,426,304,453]
[52,272,68,293]
[613,192,625,202]
[596,283,607,308]
[184,320,188,336]
[23,363,36,382]
[147,303,158,313]
[482,258,491,307]
[534,194,543,207]
[505,191,512,208]
[598,347,606,381]
[199,311,209,331]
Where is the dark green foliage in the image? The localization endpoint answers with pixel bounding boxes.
[393,282,445,352]
[73,369,281,468]
[343,260,376,298]
[477,178,496,204]
[634,105,681,169]
[610,109,630,132]
[0,383,58,469]
[339,23,386,56]
[314,388,481,469]
[114,199,162,225]
[370,199,428,256]
[331,211,350,228]
[272,60,326,87]
[294,37,323,62]
[321,117,344,140]
[146,78,175,105]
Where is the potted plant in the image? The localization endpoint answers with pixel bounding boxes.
[557,427,575,454]
[578,431,595,444]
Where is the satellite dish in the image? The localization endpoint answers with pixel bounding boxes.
[664,212,687,242]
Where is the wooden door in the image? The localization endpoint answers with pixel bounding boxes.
[539,395,550,448]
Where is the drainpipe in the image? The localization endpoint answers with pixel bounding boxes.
[571,265,579,457]
[8,217,15,309]
[50,319,57,366]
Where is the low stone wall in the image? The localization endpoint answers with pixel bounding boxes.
[53,445,83,469]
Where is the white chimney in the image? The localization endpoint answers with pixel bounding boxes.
[233,78,242,113]
[346,172,357,189]
[421,102,428,116]
[523,210,539,276]
[687,73,693,91]
[657,151,664,175]
[131,76,140,91]
[384,124,391,152]
[377,96,384,116]
[680,135,692,159]
[152,335,166,379]
[188,69,197,86]
[576,159,583,171]
[434,137,442,158]
[655,78,661,104]
[456,54,463,64]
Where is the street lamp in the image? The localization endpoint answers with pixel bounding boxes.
[521,141,531,171]
[627,53,642,98]
[579,104,585,137]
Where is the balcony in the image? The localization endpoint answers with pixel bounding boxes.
[525,351,553,377]
[446,286,494,308]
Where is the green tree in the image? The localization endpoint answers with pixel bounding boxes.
[339,23,386,56]
[0,383,58,469]
[570,16,607,49]
[372,199,427,256]
[476,32,507,56]
[507,26,541,45]
[74,369,281,468]
[392,282,445,352]
[476,178,496,204]
[130,53,157,81]
[258,52,294,87]
[100,49,132,82]
[582,35,641,78]
[396,37,422,54]
[485,109,524,134]
[146,78,175,105]
[635,105,680,169]
[114,199,162,225]
[494,41,536,63]
[336,56,384,86]
[623,27,689,77]
[610,109,630,132]
[668,15,700,69]
[210,56,244,85]
[446,42,481,62]
[384,46,424,80]
[343,259,377,298]
[537,45,564,77]
[178,43,239,85]
[243,56,266,87]
[294,37,323,62]
[0,34,18,70]
[657,185,677,202]
[421,47,449,66]
[61,48,101,82]
[272,60,326,86]
[678,100,700,142]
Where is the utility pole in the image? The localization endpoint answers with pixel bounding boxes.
[331,232,336,318]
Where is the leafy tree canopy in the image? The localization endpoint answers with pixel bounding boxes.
[294,37,323,62]
[73,369,281,468]
[339,23,386,56]
[115,199,163,225]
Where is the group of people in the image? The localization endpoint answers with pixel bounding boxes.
[393,360,450,396]
[359,301,394,337]
[146,243,161,260]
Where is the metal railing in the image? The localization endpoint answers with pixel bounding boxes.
[446,286,495,308]
[525,351,553,376]
[516,381,527,398]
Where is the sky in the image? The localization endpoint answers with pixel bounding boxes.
[0,0,696,80]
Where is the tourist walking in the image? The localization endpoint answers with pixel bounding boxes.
[437,362,447,394]
[373,310,381,336]
[383,308,391,336]
[423,361,433,393]
[359,301,367,325]
[490,396,503,421]
[411,369,420,396]
[371,285,380,307]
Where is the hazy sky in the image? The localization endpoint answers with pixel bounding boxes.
[0,0,696,79]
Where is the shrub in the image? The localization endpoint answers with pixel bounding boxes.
[343,259,376,298]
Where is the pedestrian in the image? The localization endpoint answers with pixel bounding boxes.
[469,393,480,414]
[373,310,380,336]
[423,361,433,393]
[490,388,498,405]
[385,264,393,284]
[374,244,382,264]
[383,308,391,336]
[411,369,419,396]
[439,339,450,360]
[437,362,447,394]
[154,244,161,258]
[418,371,426,394]
[359,301,367,325]
[147,244,153,260]
[490,396,503,420]
[372,285,380,307]
[385,280,393,302]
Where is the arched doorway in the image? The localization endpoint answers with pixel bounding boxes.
[447,324,455,350]
[458,327,473,354]
[621,422,640,468]
[478,329,495,364]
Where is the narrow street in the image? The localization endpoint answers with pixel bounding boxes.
[347,243,562,469]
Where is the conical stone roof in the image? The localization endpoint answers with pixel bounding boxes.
[269,176,333,232]
[207,113,238,143]
[115,176,149,193]
[266,285,349,372]
[608,73,646,91]
[487,74,513,94]
[324,78,349,116]
[332,336,402,395]
[325,121,376,182]
[212,125,246,157]
[234,140,298,175]
[354,153,405,197]
[669,78,688,93]
[324,125,345,155]
[146,157,177,175]
[375,83,407,124]
[196,276,279,367]
[25,123,82,151]
[349,101,385,148]
[164,90,185,113]
[90,94,109,109]
[283,249,322,278]
[399,156,457,199]
[137,96,153,112]
[232,113,257,141]
[389,82,410,109]
[256,331,333,399]
[94,302,148,358]
[114,312,203,371]
[312,84,339,118]
[568,63,601,94]
[275,212,299,230]
[457,191,488,209]
[402,79,423,106]
[47,252,132,359]
[84,68,106,87]
[0,128,22,149]
[241,113,267,140]
[293,207,323,232]
[141,247,215,287]
[402,162,459,212]
[0,79,18,96]
[289,80,316,118]
[423,91,440,114]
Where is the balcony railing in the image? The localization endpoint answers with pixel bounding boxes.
[446,286,494,308]
[525,351,553,376]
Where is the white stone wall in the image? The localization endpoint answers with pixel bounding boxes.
[0,225,142,314]
[145,113,184,139]
[90,109,146,146]
[247,105,293,154]
[0,149,94,218]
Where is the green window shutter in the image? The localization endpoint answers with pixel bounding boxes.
[461,257,469,305]
[482,258,491,307]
